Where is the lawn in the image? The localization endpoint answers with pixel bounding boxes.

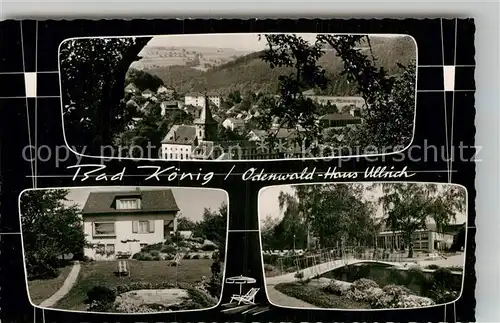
[275,282,371,309]
[56,259,214,311]
[28,265,74,305]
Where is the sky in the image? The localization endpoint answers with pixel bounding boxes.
[259,183,467,226]
[61,186,227,222]
[143,33,406,52]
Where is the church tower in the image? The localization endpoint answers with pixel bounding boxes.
[194,94,218,142]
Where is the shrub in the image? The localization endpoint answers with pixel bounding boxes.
[152,255,161,261]
[323,280,349,295]
[426,264,440,270]
[369,284,424,309]
[161,245,177,253]
[150,250,160,257]
[165,254,174,260]
[429,283,459,303]
[183,253,192,260]
[141,242,163,252]
[134,252,153,261]
[203,254,211,259]
[201,244,217,251]
[192,254,201,259]
[264,264,275,272]
[352,278,379,290]
[85,286,116,312]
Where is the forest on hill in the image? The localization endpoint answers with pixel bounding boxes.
[144,36,416,96]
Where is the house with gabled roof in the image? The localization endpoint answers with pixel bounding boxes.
[82,188,179,260]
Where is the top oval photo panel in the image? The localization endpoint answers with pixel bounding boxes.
[58,33,417,161]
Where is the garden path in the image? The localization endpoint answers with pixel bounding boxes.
[39,261,81,308]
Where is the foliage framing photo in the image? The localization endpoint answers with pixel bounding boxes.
[20,189,87,279]
[256,34,416,154]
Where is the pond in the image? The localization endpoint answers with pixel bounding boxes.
[321,263,462,297]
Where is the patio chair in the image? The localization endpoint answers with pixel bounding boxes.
[169,253,182,266]
[230,287,260,305]
[117,260,130,277]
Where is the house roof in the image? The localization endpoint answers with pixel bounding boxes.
[82,189,180,215]
[186,92,220,97]
[224,118,245,125]
[161,125,198,145]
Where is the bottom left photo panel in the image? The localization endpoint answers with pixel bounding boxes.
[18,186,228,314]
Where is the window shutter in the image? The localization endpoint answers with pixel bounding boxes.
[149,220,155,233]
[132,221,138,233]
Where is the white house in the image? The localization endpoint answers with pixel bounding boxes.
[160,100,180,116]
[157,86,175,97]
[185,92,222,108]
[82,189,179,260]
[222,118,245,131]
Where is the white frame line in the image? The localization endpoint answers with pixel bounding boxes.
[55,32,420,163]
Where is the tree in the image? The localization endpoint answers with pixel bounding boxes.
[260,215,280,251]
[316,35,416,150]
[60,37,150,153]
[197,201,227,248]
[20,189,88,279]
[255,34,416,155]
[116,104,194,158]
[276,191,307,250]
[256,34,329,150]
[377,183,466,258]
[125,68,164,92]
[176,214,197,231]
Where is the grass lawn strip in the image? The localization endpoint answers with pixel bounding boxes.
[28,265,74,305]
[55,259,213,311]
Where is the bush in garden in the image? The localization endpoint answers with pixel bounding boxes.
[264,264,275,272]
[294,271,304,280]
[201,244,217,251]
[369,284,423,309]
[343,279,381,302]
[165,254,174,260]
[150,250,160,257]
[203,254,211,259]
[141,242,163,252]
[161,245,177,254]
[426,264,440,270]
[133,252,153,261]
[323,280,349,295]
[152,255,161,261]
[85,286,116,312]
[191,254,201,259]
[183,253,192,260]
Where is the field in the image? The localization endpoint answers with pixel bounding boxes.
[55,259,214,311]
[28,265,74,305]
[131,46,252,71]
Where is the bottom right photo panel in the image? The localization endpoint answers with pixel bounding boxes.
[259,182,467,310]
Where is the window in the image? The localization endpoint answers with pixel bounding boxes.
[93,222,115,237]
[105,244,115,254]
[132,220,155,234]
[116,198,141,210]
[96,244,105,253]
